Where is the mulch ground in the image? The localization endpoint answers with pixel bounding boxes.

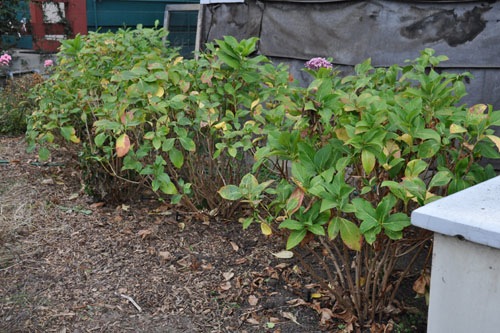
[0,136,331,333]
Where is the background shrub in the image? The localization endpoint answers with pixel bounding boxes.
[0,73,43,136]
[27,29,297,214]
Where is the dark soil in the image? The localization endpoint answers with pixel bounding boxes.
[0,136,427,333]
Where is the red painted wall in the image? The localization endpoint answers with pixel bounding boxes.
[30,0,87,52]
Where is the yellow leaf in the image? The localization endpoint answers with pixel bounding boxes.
[383,140,400,158]
[251,99,260,110]
[213,121,227,130]
[261,223,272,235]
[311,292,322,299]
[155,86,164,98]
[116,134,131,157]
[398,133,413,146]
[469,104,487,115]
[487,135,500,151]
[70,134,80,144]
[450,124,467,134]
[335,128,349,142]
[463,142,475,151]
[173,56,184,65]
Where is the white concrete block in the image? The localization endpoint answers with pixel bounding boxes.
[411,176,500,249]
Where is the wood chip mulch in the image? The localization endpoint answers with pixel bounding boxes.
[0,136,330,333]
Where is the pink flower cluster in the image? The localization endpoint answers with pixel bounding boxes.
[305,57,333,70]
[0,53,12,66]
[44,59,54,68]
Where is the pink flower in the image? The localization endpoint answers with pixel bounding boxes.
[0,53,12,66]
[44,59,54,67]
[305,57,333,70]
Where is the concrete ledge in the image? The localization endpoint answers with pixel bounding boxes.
[411,176,500,249]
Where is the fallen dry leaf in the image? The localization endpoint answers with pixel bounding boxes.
[68,193,79,200]
[219,281,231,291]
[248,295,259,306]
[230,241,239,252]
[318,308,334,325]
[158,251,173,261]
[137,229,152,240]
[413,274,429,295]
[246,317,260,325]
[223,271,235,281]
[272,250,294,259]
[234,258,247,265]
[281,311,301,325]
[41,178,54,185]
[201,263,214,270]
[286,298,308,307]
[90,202,105,209]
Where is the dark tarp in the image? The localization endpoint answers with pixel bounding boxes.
[201,0,500,67]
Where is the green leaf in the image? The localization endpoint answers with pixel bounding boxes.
[160,181,178,195]
[383,213,411,233]
[218,185,243,201]
[308,224,326,236]
[241,217,254,229]
[179,136,196,152]
[353,198,378,228]
[228,146,237,157]
[286,229,308,250]
[328,217,341,239]
[361,150,376,175]
[216,50,240,69]
[152,137,162,150]
[171,194,182,205]
[122,155,142,171]
[94,132,107,147]
[338,218,362,251]
[169,148,184,168]
[240,173,259,190]
[402,178,427,203]
[375,194,397,220]
[60,126,78,143]
[162,138,176,152]
[428,170,452,188]
[414,128,441,142]
[404,159,428,179]
[382,180,408,201]
[38,147,50,161]
[279,219,304,230]
[417,140,440,158]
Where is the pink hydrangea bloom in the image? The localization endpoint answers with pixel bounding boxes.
[0,53,12,66]
[305,57,333,70]
[44,59,54,67]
